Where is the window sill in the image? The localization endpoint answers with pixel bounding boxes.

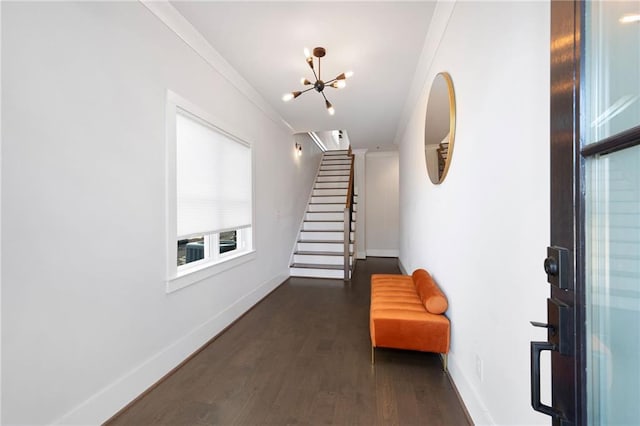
[166,249,256,293]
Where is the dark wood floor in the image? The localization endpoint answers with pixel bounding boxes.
[107,258,470,425]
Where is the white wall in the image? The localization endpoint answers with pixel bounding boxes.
[1,2,319,424]
[365,152,399,257]
[397,2,551,425]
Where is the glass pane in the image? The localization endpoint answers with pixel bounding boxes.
[219,230,237,254]
[177,236,205,266]
[586,144,640,424]
[585,2,640,144]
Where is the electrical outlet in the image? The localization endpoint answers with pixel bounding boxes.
[475,354,483,382]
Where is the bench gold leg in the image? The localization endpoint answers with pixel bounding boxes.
[371,346,375,365]
[442,353,448,372]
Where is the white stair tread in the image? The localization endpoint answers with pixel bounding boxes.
[294,250,354,256]
[309,199,358,204]
[298,239,354,244]
[290,263,344,270]
[309,201,344,206]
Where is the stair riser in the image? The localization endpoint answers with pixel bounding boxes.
[318,170,350,176]
[303,221,345,231]
[297,242,354,252]
[290,268,348,279]
[320,165,351,171]
[306,212,344,221]
[311,196,346,204]
[315,182,348,189]
[312,189,347,196]
[321,157,351,163]
[316,176,349,182]
[299,231,354,240]
[308,203,345,212]
[293,255,353,265]
[302,221,355,231]
[305,212,356,221]
[322,160,351,166]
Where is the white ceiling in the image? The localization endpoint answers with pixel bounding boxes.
[171,1,435,151]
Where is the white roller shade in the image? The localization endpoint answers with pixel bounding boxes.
[176,110,252,239]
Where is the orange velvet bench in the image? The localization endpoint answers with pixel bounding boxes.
[370,269,450,370]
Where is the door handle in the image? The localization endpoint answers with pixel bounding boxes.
[530,341,565,419]
[530,321,557,336]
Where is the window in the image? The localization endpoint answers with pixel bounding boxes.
[166,92,254,292]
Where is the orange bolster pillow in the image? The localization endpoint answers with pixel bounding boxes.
[412,269,448,314]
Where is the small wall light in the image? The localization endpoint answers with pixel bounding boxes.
[295,142,302,156]
[620,13,640,24]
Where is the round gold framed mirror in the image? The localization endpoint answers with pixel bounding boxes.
[424,72,456,184]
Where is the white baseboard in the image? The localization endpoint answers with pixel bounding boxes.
[447,352,495,425]
[356,251,367,259]
[366,249,399,258]
[53,273,288,425]
[398,258,409,275]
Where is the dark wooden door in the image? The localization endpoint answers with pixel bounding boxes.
[530,2,583,425]
[532,1,640,425]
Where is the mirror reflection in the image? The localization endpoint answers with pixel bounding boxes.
[424,72,456,184]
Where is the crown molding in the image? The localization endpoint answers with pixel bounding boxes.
[140,0,293,134]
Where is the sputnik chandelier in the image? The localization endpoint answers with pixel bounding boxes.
[282,47,353,115]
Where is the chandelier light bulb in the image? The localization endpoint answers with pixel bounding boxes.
[282,91,302,102]
[326,100,335,115]
[336,80,346,89]
[304,47,311,58]
[335,71,353,81]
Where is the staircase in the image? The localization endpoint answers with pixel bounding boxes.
[437,141,449,176]
[290,149,356,280]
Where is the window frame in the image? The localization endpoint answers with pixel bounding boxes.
[166,91,255,293]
